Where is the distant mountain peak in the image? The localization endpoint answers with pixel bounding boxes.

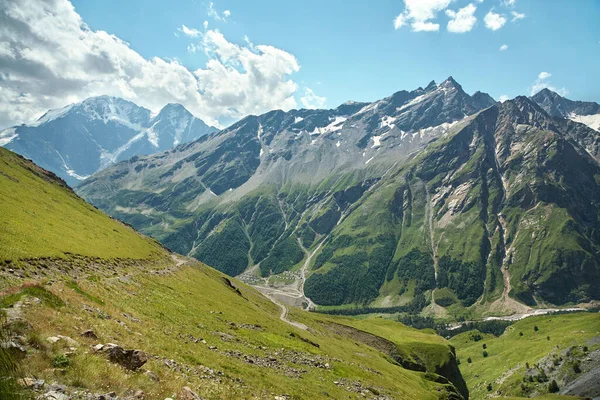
[425,80,437,91]
[1,95,217,185]
[439,76,462,91]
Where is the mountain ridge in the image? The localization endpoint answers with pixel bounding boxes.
[76,79,600,316]
[0,96,218,185]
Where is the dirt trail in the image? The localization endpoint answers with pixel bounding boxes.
[171,254,187,267]
[297,240,322,310]
[252,240,323,329]
[262,292,308,330]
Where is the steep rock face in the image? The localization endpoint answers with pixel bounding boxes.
[0,96,217,185]
[78,79,600,311]
[532,89,600,133]
[532,88,600,118]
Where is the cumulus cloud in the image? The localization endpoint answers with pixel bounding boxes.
[0,0,308,129]
[179,25,202,38]
[538,71,552,80]
[530,71,567,96]
[300,88,327,109]
[484,11,507,30]
[511,11,526,21]
[499,95,509,102]
[500,44,508,51]
[393,0,452,32]
[446,4,477,33]
[208,1,230,22]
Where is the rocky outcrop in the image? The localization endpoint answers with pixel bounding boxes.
[93,343,148,371]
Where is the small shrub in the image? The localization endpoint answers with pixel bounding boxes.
[548,380,559,393]
[572,362,581,374]
[467,357,472,364]
[519,331,523,336]
[534,325,539,332]
[53,353,70,368]
[583,346,588,352]
[547,336,550,341]
[483,350,488,358]
[486,383,492,392]
[482,343,487,349]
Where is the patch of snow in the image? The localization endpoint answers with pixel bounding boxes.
[569,113,600,132]
[31,104,75,126]
[371,135,382,148]
[380,115,396,130]
[65,169,90,181]
[53,149,90,181]
[414,120,460,140]
[259,148,264,157]
[145,123,160,148]
[99,130,148,168]
[173,116,192,146]
[336,140,341,147]
[365,156,374,164]
[397,93,428,111]
[294,116,304,124]
[0,128,18,146]
[356,101,380,115]
[308,116,346,136]
[311,139,317,145]
[257,123,263,139]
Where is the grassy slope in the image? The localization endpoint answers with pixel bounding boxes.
[0,147,163,261]
[451,313,600,400]
[14,263,461,399]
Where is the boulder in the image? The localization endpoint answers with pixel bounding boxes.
[1,340,27,358]
[105,344,148,370]
[81,329,98,339]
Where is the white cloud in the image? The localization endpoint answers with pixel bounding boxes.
[208,2,230,22]
[500,44,508,51]
[484,11,507,30]
[203,20,209,30]
[393,0,452,32]
[503,0,516,6]
[511,11,526,21]
[530,72,567,96]
[499,95,509,102]
[0,0,303,129]
[300,88,327,109]
[446,4,477,33]
[179,25,202,38]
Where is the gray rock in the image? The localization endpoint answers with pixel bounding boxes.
[105,345,148,371]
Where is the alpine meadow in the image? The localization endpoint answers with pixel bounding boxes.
[0,1,599,399]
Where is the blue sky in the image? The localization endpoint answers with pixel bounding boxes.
[0,0,598,128]
[73,0,600,106]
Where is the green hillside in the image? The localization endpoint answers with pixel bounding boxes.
[0,147,164,263]
[451,313,600,400]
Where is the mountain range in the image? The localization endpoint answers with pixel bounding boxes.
[76,77,600,317]
[0,96,217,185]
